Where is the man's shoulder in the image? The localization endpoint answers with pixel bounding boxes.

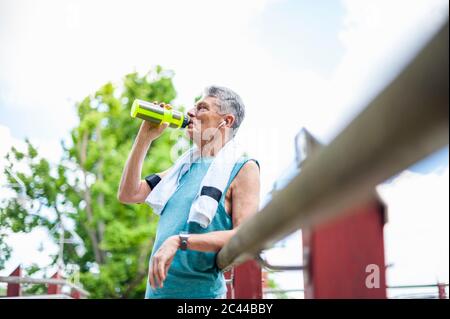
[231,157,260,188]
[236,155,259,167]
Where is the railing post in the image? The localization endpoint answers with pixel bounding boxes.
[302,199,387,298]
[438,283,447,299]
[47,271,62,295]
[232,260,262,299]
[6,265,22,297]
[296,128,387,298]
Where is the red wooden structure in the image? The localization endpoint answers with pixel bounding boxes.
[225,260,262,299]
[6,266,22,297]
[2,265,88,299]
[302,197,388,298]
[47,271,62,295]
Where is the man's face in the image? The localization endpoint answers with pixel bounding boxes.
[186,96,226,143]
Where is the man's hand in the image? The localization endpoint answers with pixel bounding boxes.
[148,235,180,289]
[139,102,170,141]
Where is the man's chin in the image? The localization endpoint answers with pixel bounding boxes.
[186,129,204,146]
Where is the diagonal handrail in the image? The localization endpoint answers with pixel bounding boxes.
[217,19,449,271]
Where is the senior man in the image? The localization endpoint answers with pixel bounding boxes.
[118,86,260,299]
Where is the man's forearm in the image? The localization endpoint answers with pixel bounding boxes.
[118,132,153,197]
[189,230,237,252]
[171,229,238,253]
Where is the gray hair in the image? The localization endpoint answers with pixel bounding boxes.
[203,85,246,135]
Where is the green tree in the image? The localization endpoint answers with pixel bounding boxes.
[266,276,288,299]
[0,67,186,298]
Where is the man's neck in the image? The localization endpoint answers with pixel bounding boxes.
[199,132,232,157]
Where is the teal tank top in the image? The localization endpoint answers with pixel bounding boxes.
[145,156,258,299]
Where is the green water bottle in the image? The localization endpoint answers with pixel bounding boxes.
[130,99,190,129]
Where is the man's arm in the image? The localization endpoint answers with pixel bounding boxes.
[117,120,169,204]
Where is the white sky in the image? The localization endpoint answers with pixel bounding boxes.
[0,0,449,298]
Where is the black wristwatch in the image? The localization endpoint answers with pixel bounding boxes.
[179,232,190,251]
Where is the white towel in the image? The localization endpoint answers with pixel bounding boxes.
[145,138,244,228]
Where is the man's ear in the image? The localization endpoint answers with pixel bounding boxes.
[224,114,235,127]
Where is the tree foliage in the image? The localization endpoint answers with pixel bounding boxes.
[1,67,185,298]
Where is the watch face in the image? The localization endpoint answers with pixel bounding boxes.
[180,233,189,250]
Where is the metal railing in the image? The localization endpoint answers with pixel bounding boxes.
[217,19,449,271]
[256,254,305,272]
[0,275,89,298]
[1,294,74,299]
[388,283,449,290]
[263,284,449,295]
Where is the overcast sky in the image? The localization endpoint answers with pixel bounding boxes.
[0,0,448,297]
